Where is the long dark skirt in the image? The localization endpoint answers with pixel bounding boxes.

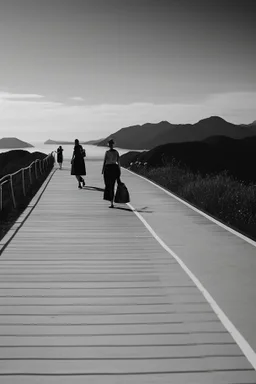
[103,164,120,201]
[57,151,63,163]
[71,158,86,176]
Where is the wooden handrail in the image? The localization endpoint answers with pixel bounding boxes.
[0,151,55,212]
[0,152,54,184]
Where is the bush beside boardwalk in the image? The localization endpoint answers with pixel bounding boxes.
[120,136,256,184]
[0,150,47,178]
[121,158,256,241]
[0,150,54,241]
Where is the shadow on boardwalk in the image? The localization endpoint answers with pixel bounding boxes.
[115,206,153,213]
[83,185,105,192]
[83,186,153,213]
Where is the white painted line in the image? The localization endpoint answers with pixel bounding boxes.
[127,201,256,370]
[123,167,256,248]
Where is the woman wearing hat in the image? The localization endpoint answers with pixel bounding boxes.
[102,138,121,208]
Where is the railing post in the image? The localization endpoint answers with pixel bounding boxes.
[29,166,32,184]
[22,169,26,196]
[35,161,38,179]
[9,175,16,208]
[39,160,43,175]
[0,184,2,211]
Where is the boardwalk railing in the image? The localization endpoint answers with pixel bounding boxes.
[0,152,55,218]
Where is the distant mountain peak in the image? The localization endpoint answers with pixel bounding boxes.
[197,116,228,124]
[3,136,16,139]
[140,120,172,127]
[159,120,170,124]
[0,137,33,149]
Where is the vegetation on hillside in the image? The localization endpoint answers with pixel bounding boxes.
[122,158,256,241]
[120,135,256,184]
[0,150,49,179]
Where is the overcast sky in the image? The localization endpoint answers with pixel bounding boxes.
[0,0,255,141]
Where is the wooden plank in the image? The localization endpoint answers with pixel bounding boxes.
[0,344,243,359]
[0,280,194,290]
[0,288,200,297]
[0,304,213,315]
[0,333,235,346]
[0,356,252,374]
[1,371,256,384]
[0,322,226,335]
[0,312,218,324]
[0,295,205,305]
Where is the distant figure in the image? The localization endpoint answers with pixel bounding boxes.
[102,138,121,208]
[56,146,63,169]
[71,139,86,189]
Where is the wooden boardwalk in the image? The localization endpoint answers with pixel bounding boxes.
[0,160,256,383]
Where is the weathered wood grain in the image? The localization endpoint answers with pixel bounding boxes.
[0,160,255,383]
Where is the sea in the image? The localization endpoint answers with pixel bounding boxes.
[0,142,136,161]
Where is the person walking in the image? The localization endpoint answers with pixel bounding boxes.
[102,138,121,208]
[71,139,86,189]
[56,146,64,169]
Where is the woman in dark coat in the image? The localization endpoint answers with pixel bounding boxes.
[102,138,121,208]
[71,139,86,189]
[56,146,63,169]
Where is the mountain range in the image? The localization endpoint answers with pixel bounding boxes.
[97,116,256,150]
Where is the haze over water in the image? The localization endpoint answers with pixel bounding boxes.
[0,143,134,160]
